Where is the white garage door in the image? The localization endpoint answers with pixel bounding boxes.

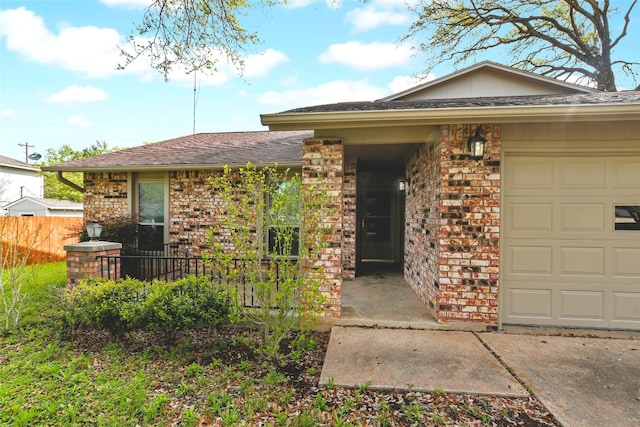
[502,154,640,330]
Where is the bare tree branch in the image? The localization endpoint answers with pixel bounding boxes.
[118,0,281,80]
[403,0,639,91]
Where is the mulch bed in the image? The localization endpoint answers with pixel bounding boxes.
[69,327,560,426]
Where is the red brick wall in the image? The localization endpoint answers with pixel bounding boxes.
[84,172,129,222]
[169,170,220,254]
[405,142,442,319]
[65,242,121,288]
[405,124,501,328]
[342,162,357,279]
[302,138,344,317]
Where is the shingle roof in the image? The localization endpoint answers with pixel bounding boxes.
[3,197,82,210]
[0,155,39,171]
[43,130,313,171]
[278,90,640,114]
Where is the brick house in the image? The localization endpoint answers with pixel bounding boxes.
[44,62,640,331]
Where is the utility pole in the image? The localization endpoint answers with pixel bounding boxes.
[18,142,35,163]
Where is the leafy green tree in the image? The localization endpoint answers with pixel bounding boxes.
[42,141,118,202]
[403,0,638,91]
[204,163,333,359]
[118,0,282,79]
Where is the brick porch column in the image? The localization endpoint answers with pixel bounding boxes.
[437,124,501,329]
[64,241,122,288]
[302,138,344,318]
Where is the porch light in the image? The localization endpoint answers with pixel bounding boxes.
[86,220,103,241]
[467,127,487,160]
[399,179,407,192]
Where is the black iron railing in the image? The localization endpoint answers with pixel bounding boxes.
[96,252,297,308]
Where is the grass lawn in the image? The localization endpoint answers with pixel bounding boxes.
[1,262,558,426]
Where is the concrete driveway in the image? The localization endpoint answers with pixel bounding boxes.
[479,332,640,427]
[320,326,640,427]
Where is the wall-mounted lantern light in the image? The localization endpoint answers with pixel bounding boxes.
[399,179,407,192]
[467,126,487,160]
[86,220,103,241]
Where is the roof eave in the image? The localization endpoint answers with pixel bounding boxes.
[0,164,41,172]
[41,161,303,173]
[261,104,640,131]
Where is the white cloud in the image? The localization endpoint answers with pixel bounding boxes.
[67,116,92,127]
[346,4,409,32]
[164,48,288,86]
[0,7,127,78]
[1,109,17,119]
[0,7,286,85]
[388,73,435,93]
[258,79,388,108]
[285,0,341,9]
[100,0,152,8]
[319,41,413,71]
[243,49,289,78]
[48,85,108,104]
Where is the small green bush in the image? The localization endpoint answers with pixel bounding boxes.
[64,276,230,335]
[141,276,231,332]
[64,277,146,335]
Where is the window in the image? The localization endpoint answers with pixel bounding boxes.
[137,180,166,251]
[267,180,300,256]
[615,205,640,231]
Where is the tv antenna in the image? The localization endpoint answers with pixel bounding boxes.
[192,69,201,134]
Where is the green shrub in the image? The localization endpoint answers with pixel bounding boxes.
[140,276,230,332]
[63,276,231,335]
[63,277,146,335]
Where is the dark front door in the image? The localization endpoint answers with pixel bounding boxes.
[360,187,396,262]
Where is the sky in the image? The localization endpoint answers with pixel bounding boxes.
[1,0,638,163]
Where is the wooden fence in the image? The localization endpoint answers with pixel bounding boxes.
[0,216,84,265]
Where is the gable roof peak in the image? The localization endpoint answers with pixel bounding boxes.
[380,61,597,102]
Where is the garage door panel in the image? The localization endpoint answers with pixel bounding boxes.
[508,289,552,318]
[509,246,552,275]
[613,159,640,188]
[560,291,604,320]
[613,247,640,276]
[560,247,604,276]
[505,159,553,191]
[560,159,606,189]
[508,203,553,232]
[613,293,640,321]
[559,203,605,233]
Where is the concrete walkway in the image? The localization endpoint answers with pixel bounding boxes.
[320,326,640,427]
[319,326,527,396]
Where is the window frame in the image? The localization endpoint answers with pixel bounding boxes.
[133,173,169,252]
[265,178,301,258]
[614,205,640,231]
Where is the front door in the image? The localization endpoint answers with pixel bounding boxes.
[360,187,396,262]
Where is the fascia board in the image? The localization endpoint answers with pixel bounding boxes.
[261,104,640,130]
[0,164,41,173]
